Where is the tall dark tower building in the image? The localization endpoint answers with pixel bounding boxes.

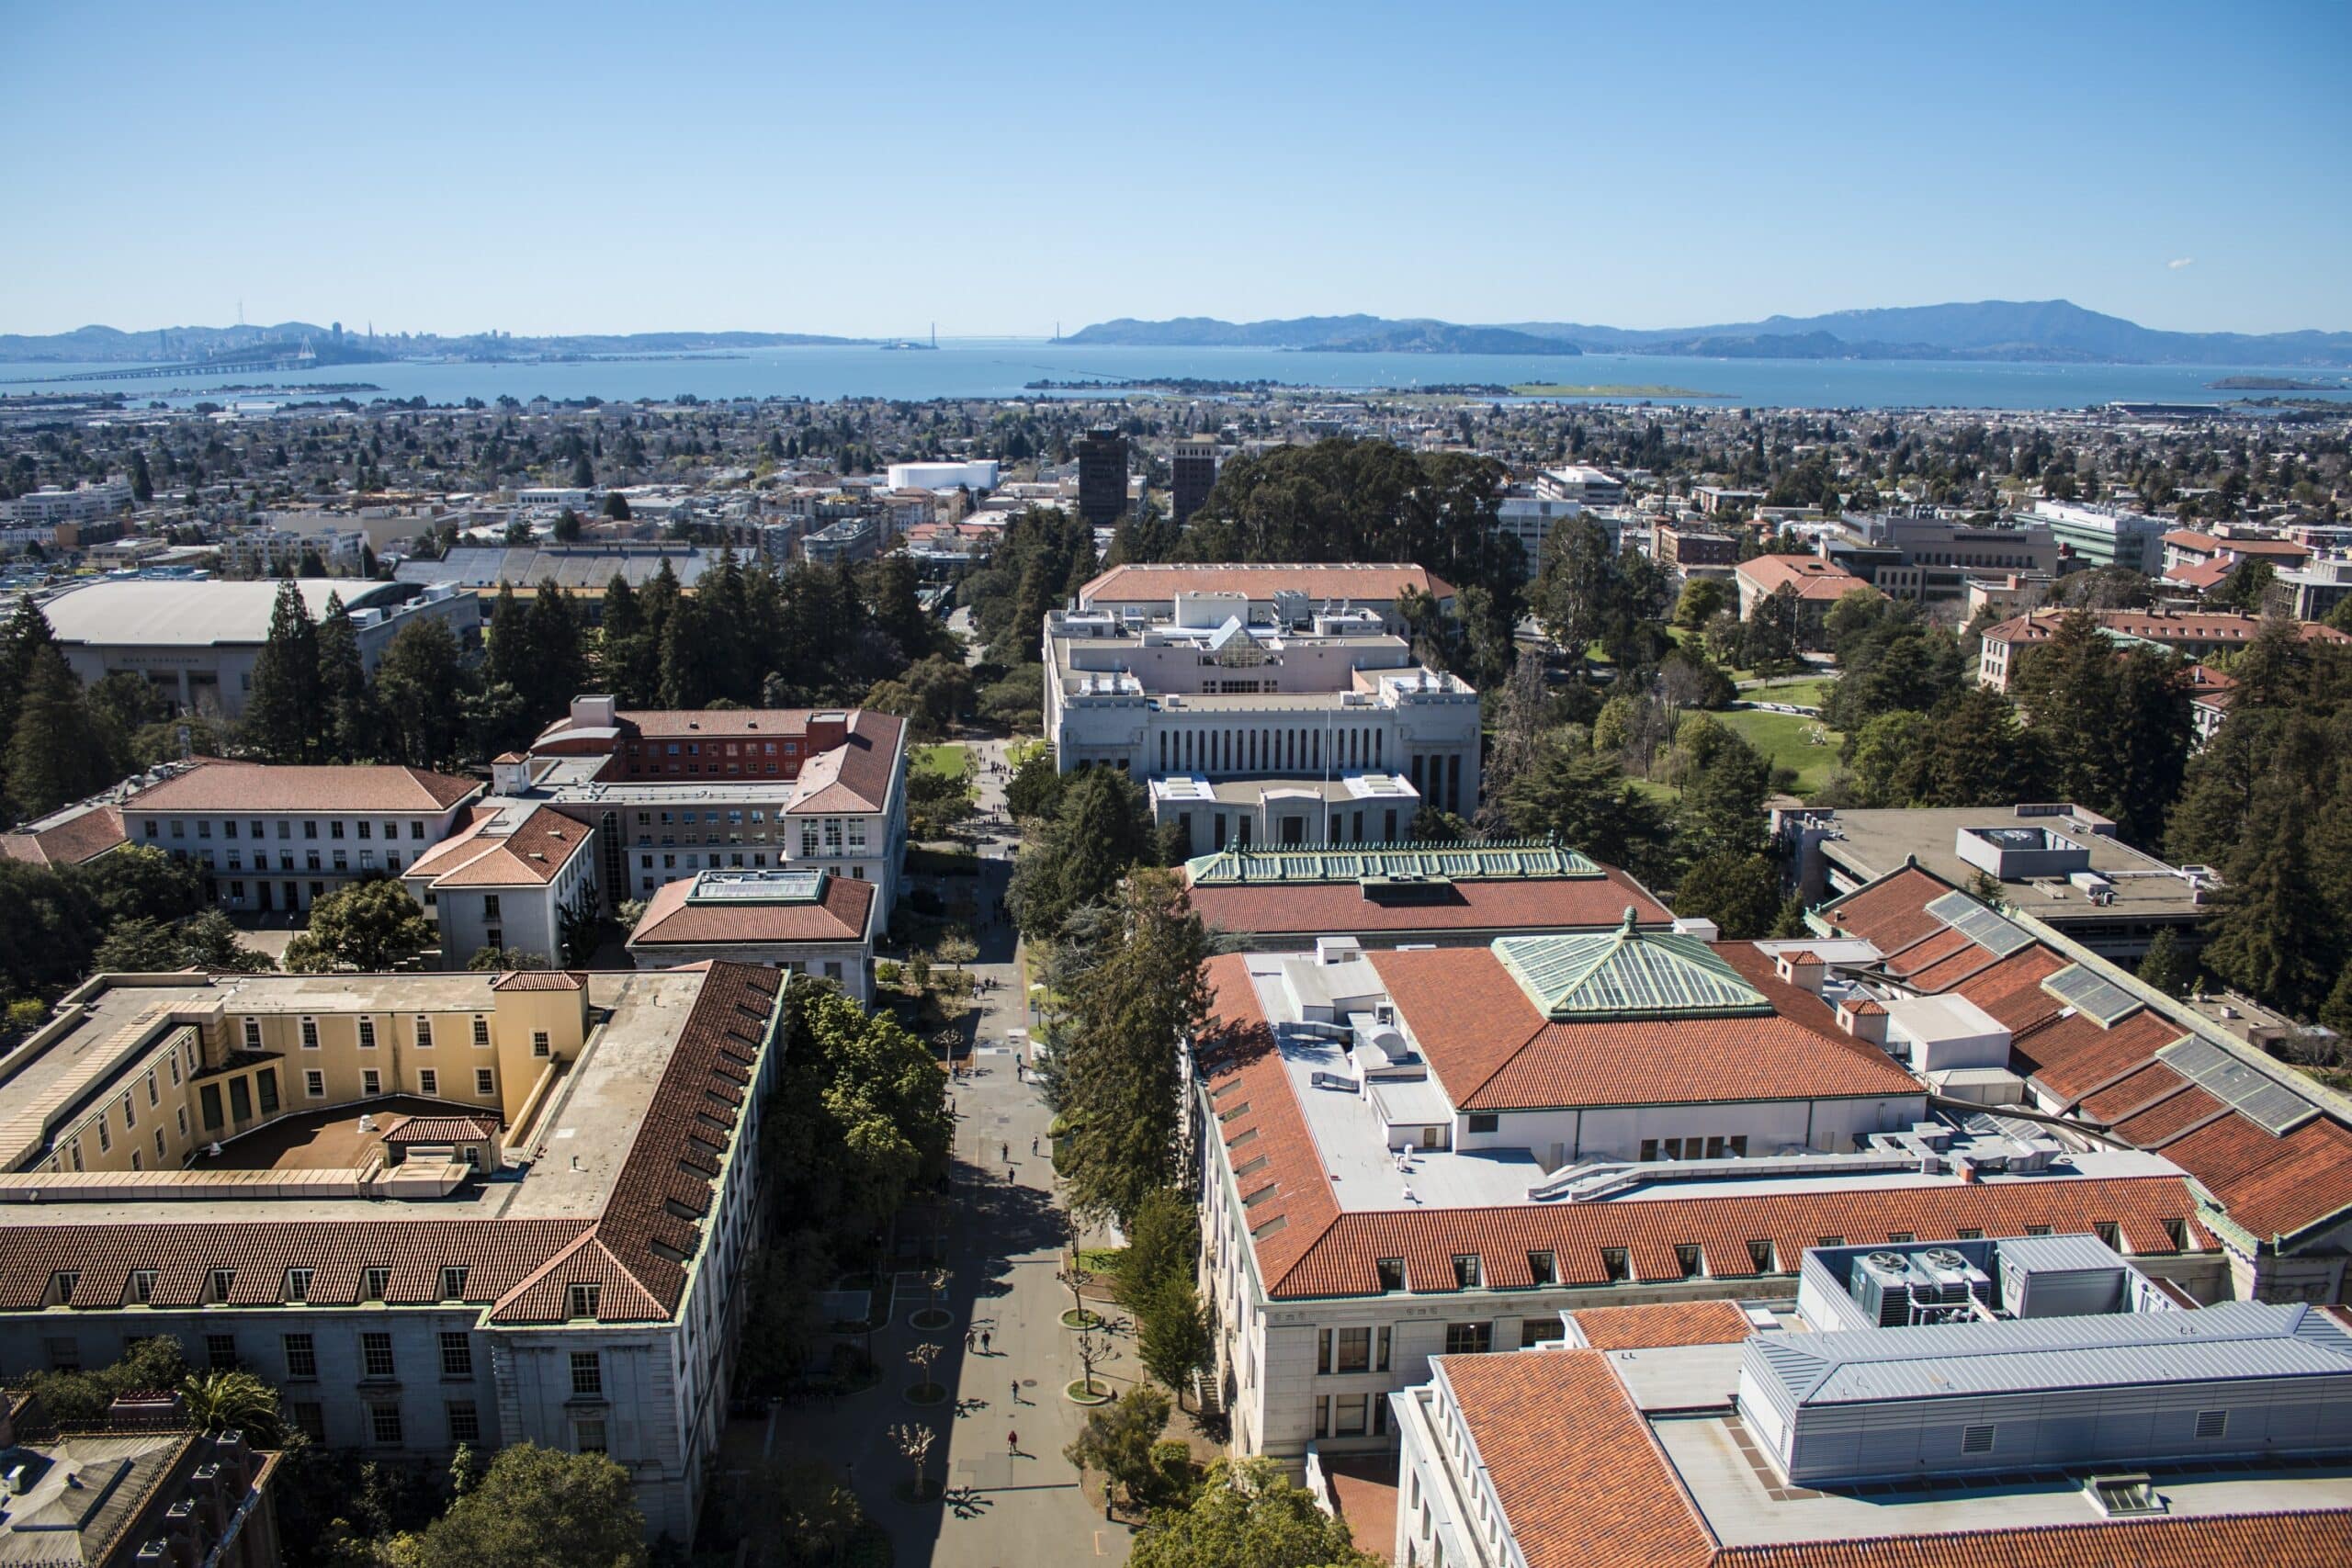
[1171,436,1219,525]
[1078,426,1128,526]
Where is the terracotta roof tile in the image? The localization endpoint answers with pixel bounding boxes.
[0,804,126,867]
[406,806,593,887]
[1080,562,1455,606]
[2165,1114,2352,1241]
[1736,554,1876,603]
[628,873,876,948]
[1187,867,1671,940]
[1818,868,1953,954]
[1567,1299,1754,1351]
[1714,1512,2352,1568]
[130,760,479,813]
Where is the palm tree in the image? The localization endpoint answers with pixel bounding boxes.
[180,1371,285,1445]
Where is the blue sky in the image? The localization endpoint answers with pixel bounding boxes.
[4,0,2346,337]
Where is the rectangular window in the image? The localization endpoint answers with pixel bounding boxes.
[414,1018,433,1049]
[130,1269,156,1303]
[418,1068,438,1096]
[1376,1327,1391,1371]
[1316,1328,1332,1375]
[285,1268,312,1302]
[447,1401,480,1444]
[363,1266,390,1301]
[1452,1254,1482,1288]
[472,1016,490,1046]
[370,1404,403,1446]
[358,1018,377,1049]
[210,1268,236,1302]
[574,1418,607,1454]
[1335,1326,1372,1373]
[440,1332,473,1378]
[283,1333,317,1380]
[532,1031,550,1058]
[1465,1112,1498,1134]
[569,1282,602,1319]
[362,1068,381,1097]
[228,1077,252,1123]
[440,1266,469,1301]
[305,1069,325,1098]
[1521,1317,1566,1348]
[361,1332,396,1379]
[1528,1250,1558,1285]
[1443,1322,1493,1356]
[256,1068,278,1115]
[476,1068,495,1096]
[96,1118,111,1154]
[1333,1394,1369,1437]
[570,1351,605,1398]
[199,1084,222,1133]
[207,1334,238,1371]
[300,1016,319,1049]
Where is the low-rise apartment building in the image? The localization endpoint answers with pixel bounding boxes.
[121,761,481,914]
[1046,580,1479,852]
[1654,519,1741,579]
[1191,921,2230,1468]
[0,963,788,1543]
[1732,555,1877,646]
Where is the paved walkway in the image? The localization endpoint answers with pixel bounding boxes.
[768,734,1135,1567]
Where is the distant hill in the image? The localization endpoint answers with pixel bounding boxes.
[1306,322,1581,355]
[0,322,872,363]
[1066,301,2352,365]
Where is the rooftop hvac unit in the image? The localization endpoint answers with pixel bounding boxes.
[1850,1252,1921,1327]
[1915,1248,1996,1315]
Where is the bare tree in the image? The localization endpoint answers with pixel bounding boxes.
[1073,1325,1107,1398]
[889,1422,936,1500]
[907,1340,943,1398]
[1056,1260,1098,1328]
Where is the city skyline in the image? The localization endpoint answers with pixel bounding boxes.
[3,0,2347,340]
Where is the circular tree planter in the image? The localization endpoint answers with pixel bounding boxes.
[1064,1379,1114,1405]
[903,1382,949,1406]
[1060,1308,1106,1330]
[909,1307,955,1332]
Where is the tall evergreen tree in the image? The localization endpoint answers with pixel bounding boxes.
[315,593,378,761]
[485,582,533,701]
[243,581,322,762]
[2199,808,2338,1019]
[6,648,113,821]
[373,618,467,768]
[523,580,587,717]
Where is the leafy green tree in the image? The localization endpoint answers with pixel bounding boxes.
[1008,766,1156,941]
[1671,852,1782,939]
[1499,729,1672,883]
[1053,869,1211,1227]
[1532,518,1662,669]
[1742,581,1804,674]
[1005,747,1068,821]
[283,879,433,972]
[79,843,202,924]
[1672,577,1728,629]
[244,581,322,762]
[2136,926,2196,998]
[1066,1385,1174,1509]
[1120,1187,1201,1301]
[2011,610,2190,841]
[21,1337,188,1429]
[1129,1457,1383,1568]
[94,910,268,973]
[407,1443,647,1568]
[1134,1276,1213,1407]
[1669,716,1771,864]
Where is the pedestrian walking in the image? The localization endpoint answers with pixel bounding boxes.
[1003,1142,1011,1163]
[1008,1429,1020,1456]
[981,1328,992,1354]
[1031,1134,1039,1155]
[1011,1380,1020,1405]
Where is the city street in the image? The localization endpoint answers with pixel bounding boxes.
[766,734,1136,1567]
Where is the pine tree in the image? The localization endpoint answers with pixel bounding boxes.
[2136,926,2196,998]
[6,648,112,821]
[2199,811,2338,1019]
[243,581,322,762]
[315,593,378,761]
[523,581,586,717]
[485,583,533,701]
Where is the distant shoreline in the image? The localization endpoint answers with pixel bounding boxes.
[2209,375,2345,391]
[1510,382,1729,399]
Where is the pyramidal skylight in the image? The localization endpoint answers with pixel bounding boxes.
[1494,911,1770,1021]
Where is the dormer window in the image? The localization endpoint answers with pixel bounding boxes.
[284,1269,312,1302]
[1675,1244,1703,1279]
[130,1269,157,1304]
[363,1267,390,1301]
[46,1271,77,1306]
[1600,1247,1631,1282]
[568,1283,601,1319]
[1526,1251,1557,1286]
[209,1269,236,1303]
[1375,1258,1406,1292]
[1452,1254,1483,1289]
[1747,1239,1776,1273]
[440,1267,469,1302]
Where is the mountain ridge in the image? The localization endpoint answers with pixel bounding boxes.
[0,323,872,363]
[1068,300,2352,366]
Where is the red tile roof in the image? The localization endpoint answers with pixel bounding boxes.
[0,803,126,867]
[1983,608,2351,649]
[1441,1351,1714,1568]
[1568,1299,1754,1350]
[382,1114,501,1144]
[628,873,876,948]
[1187,867,1672,940]
[1203,952,2213,1301]
[1820,863,2352,1243]
[2161,528,2312,562]
[1735,555,1875,603]
[128,760,480,813]
[1364,945,1917,1113]
[1442,1349,2352,1568]
[404,805,593,887]
[1080,562,1456,606]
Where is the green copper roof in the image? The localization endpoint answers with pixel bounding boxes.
[1184,839,1602,886]
[1493,913,1771,1021]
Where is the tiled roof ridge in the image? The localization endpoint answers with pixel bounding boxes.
[1708,1505,2352,1567]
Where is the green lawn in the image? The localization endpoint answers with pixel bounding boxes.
[1715,707,1843,797]
[1742,676,1833,710]
[911,743,969,779]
